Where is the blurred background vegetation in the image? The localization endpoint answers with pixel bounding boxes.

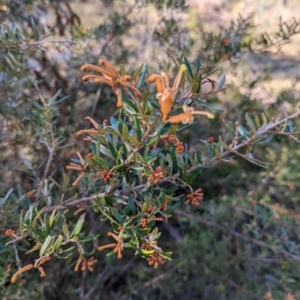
[1,0,300,299]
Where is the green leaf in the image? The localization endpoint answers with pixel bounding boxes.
[94,155,113,168]
[70,213,85,238]
[39,235,53,257]
[127,193,136,215]
[137,64,147,89]
[116,145,124,165]
[196,58,201,72]
[53,235,64,253]
[110,207,124,224]
[120,64,126,76]
[62,220,69,238]
[122,124,129,141]
[217,74,226,90]
[134,117,142,141]
[104,196,113,206]
[237,125,249,138]
[129,135,139,147]
[218,139,229,150]
[192,72,200,93]
[30,17,39,40]
[146,135,159,146]
[100,144,115,160]
[188,167,201,184]
[145,148,162,161]
[192,98,224,111]
[215,148,222,159]
[49,209,56,228]
[25,243,42,254]
[110,117,119,131]
[245,113,257,131]
[165,202,181,214]
[44,213,51,235]
[170,147,178,173]
[140,249,155,255]
[183,57,193,80]
[123,97,139,113]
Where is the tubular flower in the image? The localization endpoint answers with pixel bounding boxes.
[11,256,51,283]
[165,105,214,124]
[148,166,164,184]
[98,231,123,259]
[81,59,142,108]
[147,252,166,269]
[66,151,87,187]
[76,116,103,137]
[75,256,98,272]
[148,64,187,122]
[185,188,204,206]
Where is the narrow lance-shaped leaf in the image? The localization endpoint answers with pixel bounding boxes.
[245,113,257,131]
[70,213,85,239]
[183,57,193,80]
[53,235,64,253]
[134,117,142,141]
[137,64,147,89]
[39,235,54,257]
[30,16,39,40]
[217,74,226,90]
[122,123,129,141]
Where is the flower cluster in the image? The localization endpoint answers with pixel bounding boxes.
[148,65,214,124]
[185,188,204,206]
[100,170,115,183]
[148,65,187,121]
[160,134,185,153]
[81,59,142,108]
[147,251,166,269]
[74,256,98,272]
[66,151,87,187]
[148,166,164,184]
[141,241,165,269]
[11,256,51,283]
[98,231,123,259]
[5,229,18,238]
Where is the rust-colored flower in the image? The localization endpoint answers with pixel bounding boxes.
[76,116,103,138]
[100,170,115,183]
[207,136,215,144]
[66,151,87,187]
[175,141,184,153]
[148,166,164,185]
[140,218,148,228]
[148,64,187,122]
[11,256,51,283]
[160,197,169,211]
[147,252,165,269]
[81,59,142,108]
[75,256,98,272]
[5,229,18,238]
[26,190,35,198]
[98,231,123,259]
[165,105,214,124]
[185,188,204,206]
[285,293,296,300]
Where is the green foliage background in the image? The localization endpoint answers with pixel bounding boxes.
[1,0,300,299]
